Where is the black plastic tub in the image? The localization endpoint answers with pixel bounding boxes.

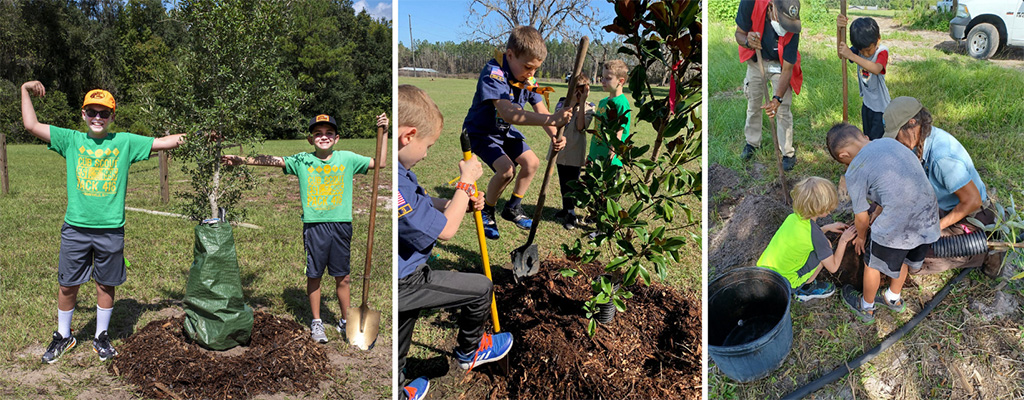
[708,267,793,382]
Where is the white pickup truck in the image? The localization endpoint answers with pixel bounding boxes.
[949,0,1024,59]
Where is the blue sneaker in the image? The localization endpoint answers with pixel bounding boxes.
[501,205,532,230]
[455,332,513,370]
[482,208,499,239]
[403,377,429,400]
[794,280,835,302]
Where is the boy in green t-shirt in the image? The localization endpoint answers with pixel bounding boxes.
[222,113,388,344]
[21,81,187,363]
[758,177,857,301]
[589,60,632,167]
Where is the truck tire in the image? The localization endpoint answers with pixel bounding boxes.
[966,23,999,59]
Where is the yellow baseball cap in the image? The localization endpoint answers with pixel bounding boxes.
[82,89,116,111]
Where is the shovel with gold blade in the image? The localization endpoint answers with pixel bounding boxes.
[346,124,386,350]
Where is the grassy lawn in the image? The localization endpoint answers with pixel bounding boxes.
[0,137,392,398]
[709,12,1024,399]
[397,76,701,392]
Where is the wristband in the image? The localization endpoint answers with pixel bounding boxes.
[772,95,783,104]
[455,181,476,196]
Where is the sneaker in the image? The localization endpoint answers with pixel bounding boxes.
[782,155,796,171]
[41,331,77,364]
[335,319,347,334]
[454,332,514,370]
[403,377,430,400]
[555,210,577,230]
[92,330,117,361]
[841,285,875,324]
[794,280,835,302]
[311,320,328,343]
[875,289,906,313]
[481,208,500,239]
[501,205,533,230]
[740,144,758,161]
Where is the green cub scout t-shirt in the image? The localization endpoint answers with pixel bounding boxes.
[283,151,371,223]
[589,93,632,166]
[47,126,155,229]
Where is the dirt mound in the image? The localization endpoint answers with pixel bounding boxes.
[709,194,791,275]
[709,163,740,199]
[491,258,702,400]
[111,311,330,399]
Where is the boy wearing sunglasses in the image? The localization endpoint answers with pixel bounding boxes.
[221,113,388,344]
[20,81,187,363]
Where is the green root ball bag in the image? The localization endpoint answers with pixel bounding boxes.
[184,220,253,350]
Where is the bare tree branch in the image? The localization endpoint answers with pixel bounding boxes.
[466,0,602,45]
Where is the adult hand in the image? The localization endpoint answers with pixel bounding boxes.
[459,155,484,184]
[823,222,850,234]
[762,97,781,117]
[22,81,46,97]
[746,31,762,50]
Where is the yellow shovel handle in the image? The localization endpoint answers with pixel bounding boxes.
[463,149,501,333]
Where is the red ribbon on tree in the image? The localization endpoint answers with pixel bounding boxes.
[669,59,685,115]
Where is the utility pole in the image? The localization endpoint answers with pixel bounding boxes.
[409,14,417,77]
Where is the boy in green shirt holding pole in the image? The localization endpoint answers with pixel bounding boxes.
[222,113,388,343]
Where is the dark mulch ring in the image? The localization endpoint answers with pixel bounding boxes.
[487,258,702,400]
[110,311,330,400]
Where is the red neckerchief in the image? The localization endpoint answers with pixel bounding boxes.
[737,0,803,94]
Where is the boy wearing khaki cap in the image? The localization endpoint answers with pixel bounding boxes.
[21,81,187,363]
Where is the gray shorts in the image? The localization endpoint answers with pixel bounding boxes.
[58,223,126,287]
[303,222,352,278]
[864,239,930,279]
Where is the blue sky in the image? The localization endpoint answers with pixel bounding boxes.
[355,0,393,20]
[397,0,619,46]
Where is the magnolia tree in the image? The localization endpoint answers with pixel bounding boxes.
[563,0,702,336]
[152,0,301,220]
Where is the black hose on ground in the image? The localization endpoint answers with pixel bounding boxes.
[932,232,988,258]
[780,267,974,400]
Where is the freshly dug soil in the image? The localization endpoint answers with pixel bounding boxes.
[492,258,702,400]
[709,194,791,275]
[111,311,330,399]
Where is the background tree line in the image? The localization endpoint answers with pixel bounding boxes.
[0,0,391,143]
[399,38,676,87]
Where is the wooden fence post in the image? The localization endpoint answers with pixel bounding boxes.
[159,150,169,204]
[1,133,9,195]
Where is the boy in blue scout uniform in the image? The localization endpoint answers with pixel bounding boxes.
[398,85,514,400]
[222,113,388,344]
[463,25,573,239]
[21,81,187,363]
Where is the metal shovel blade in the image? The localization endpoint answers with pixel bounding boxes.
[346,304,381,351]
[511,243,539,279]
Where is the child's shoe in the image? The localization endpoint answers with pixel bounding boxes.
[794,280,835,302]
[41,331,76,364]
[875,289,906,313]
[841,285,875,324]
[335,319,347,333]
[403,377,430,400]
[454,332,513,370]
[501,205,533,230]
[310,320,328,344]
[92,330,117,361]
[481,208,500,239]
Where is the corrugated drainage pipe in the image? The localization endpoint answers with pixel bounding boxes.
[780,267,973,400]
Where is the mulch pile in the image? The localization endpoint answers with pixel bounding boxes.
[111,311,330,399]
[492,258,702,400]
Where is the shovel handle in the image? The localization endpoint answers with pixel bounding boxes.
[461,131,501,332]
[754,57,791,205]
[526,36,590,245]
[361,125,386,305]
[839,0,849,122]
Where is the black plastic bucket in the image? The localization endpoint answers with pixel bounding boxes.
[708,267,793,382]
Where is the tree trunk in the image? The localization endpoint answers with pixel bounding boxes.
[210,149,220,219]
